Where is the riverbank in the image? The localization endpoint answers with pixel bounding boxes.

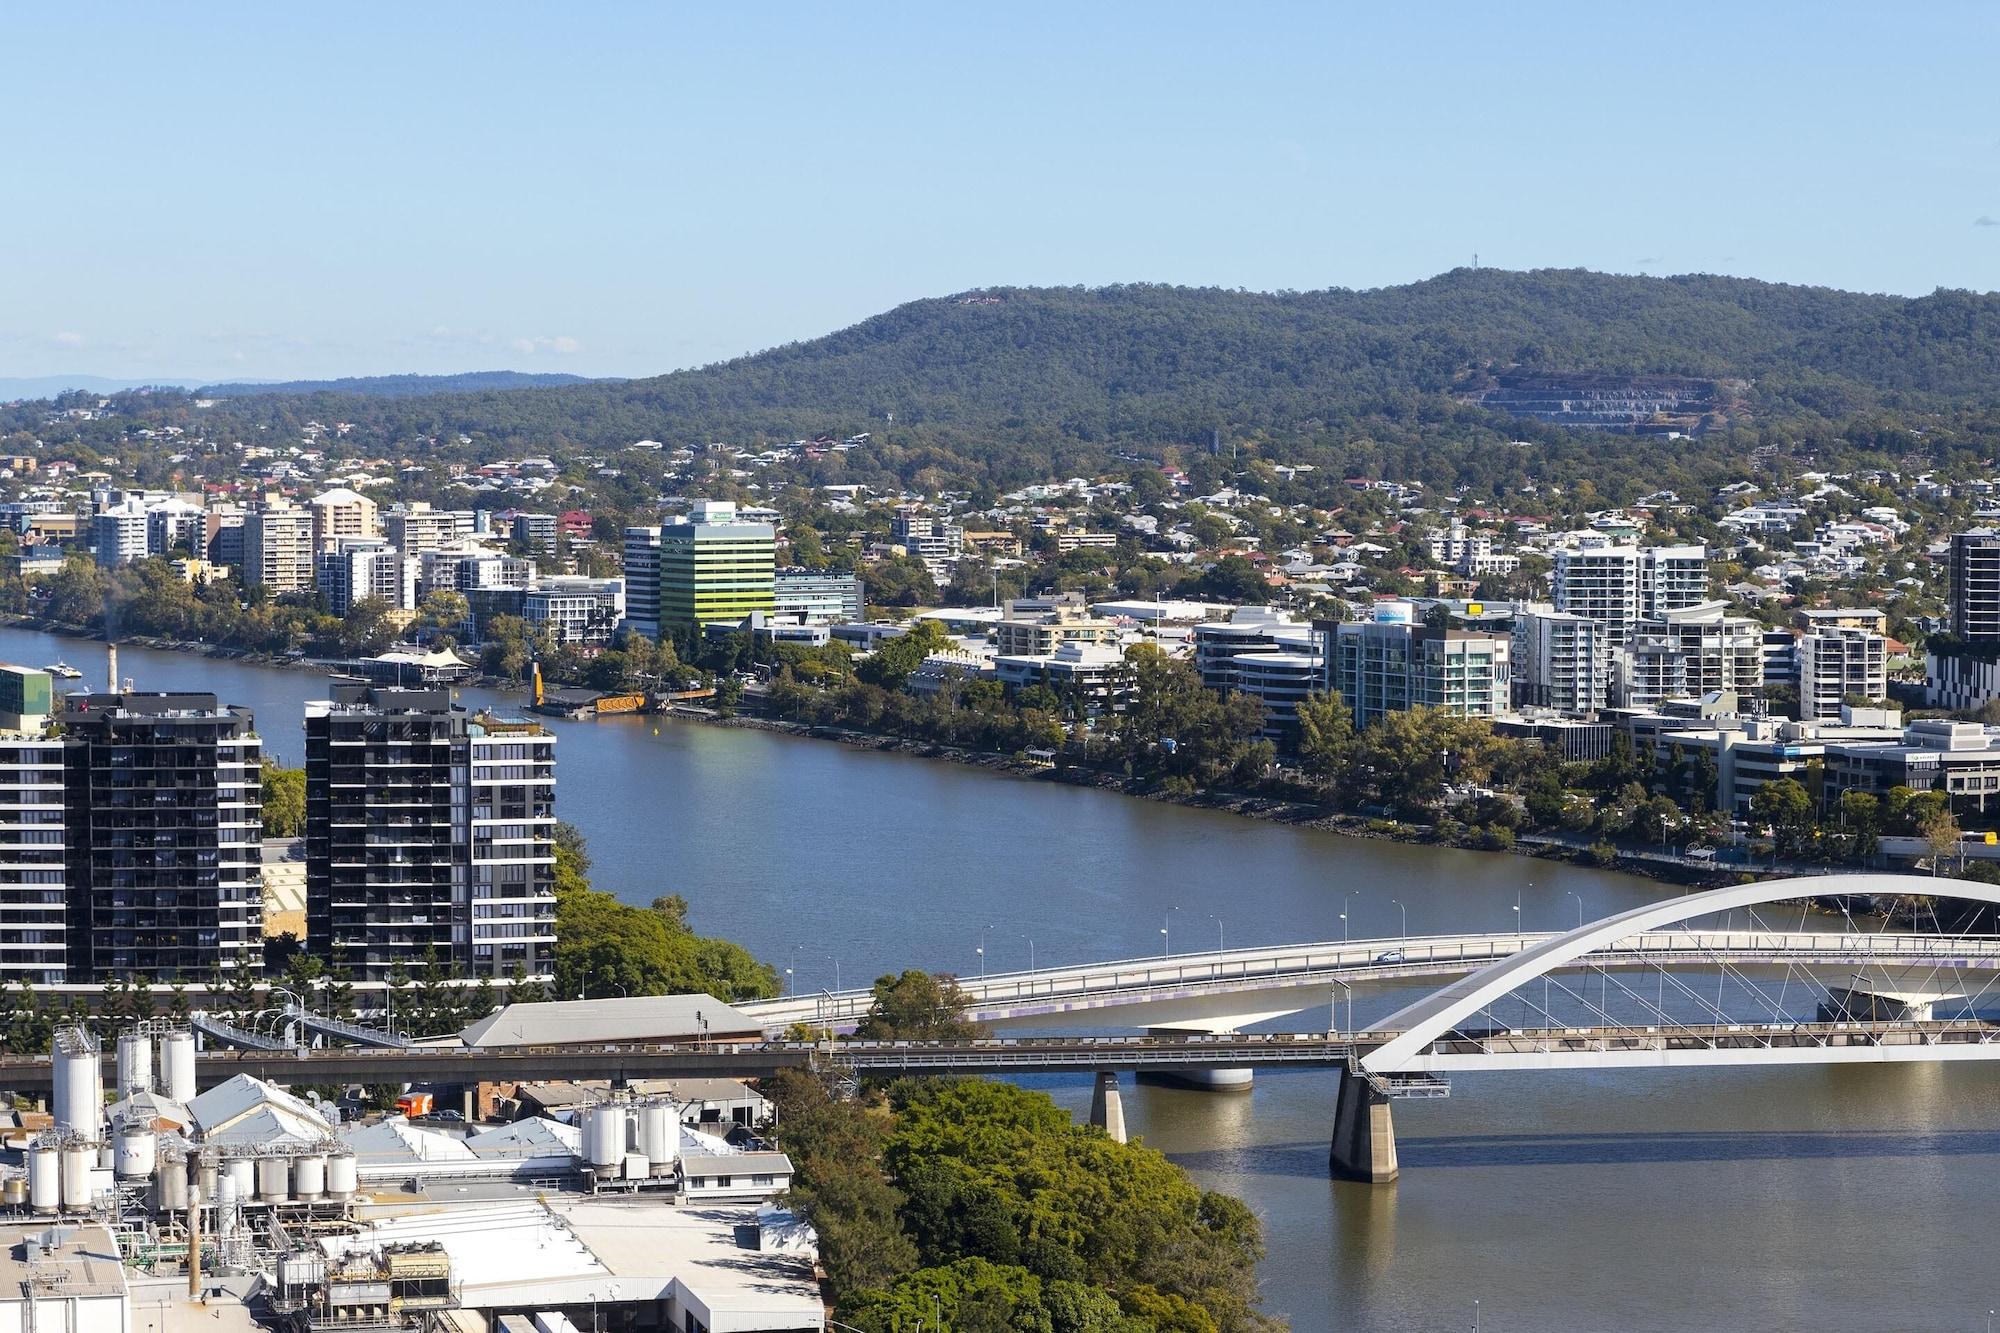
[692,709,1747,891]
[2,616,1800,893]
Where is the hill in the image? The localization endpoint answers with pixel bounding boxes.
[0,375,212,399]
[176,270,2000,450]
[197,370,600,399]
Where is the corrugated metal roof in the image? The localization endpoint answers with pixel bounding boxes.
[468,1117,581,1158]
[460,994,760,1048]
[187,1074,335,1143]
[339,1119,477,1163]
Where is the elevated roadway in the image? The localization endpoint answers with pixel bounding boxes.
[741,928,2000,1034]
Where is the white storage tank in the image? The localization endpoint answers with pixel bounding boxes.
[292,1152,326,1202]
[27,1146,58,1214]
[2,1176,25,1208]
[52,1032,102,1137]
[154,1152,188,1212]
[115,1032,152,1098]
[196,1156,217,1202]
[224,1156,255,1202]
[160,1031,197,1104]
[256,1154,290,1203]
[115,1127,156,1179]
[584,1104,628,1168]
[95,1142,114,1171]
[636,1101,676,1169]
[60,1144,95,1209]
[324,1152,358,1201]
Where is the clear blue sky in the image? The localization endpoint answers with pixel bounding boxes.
[4,3,1997,382]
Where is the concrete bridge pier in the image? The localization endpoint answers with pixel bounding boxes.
[1088,1071,1127,1143]
[1329,1067,1398,1184]
[1137,1026,1254,1090]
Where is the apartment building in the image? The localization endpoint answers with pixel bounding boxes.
[1552,543,1708,643]
[386,502,477,559]
[305,686,556,982]
[890,506,964,581]
[1613,602,1764,708]
[316,537,418,616]
[0,667,66,984]
[1949,530,2000,642]
[60,691,263,980]
[622,527,662,638]
[1320,613,1511,728]
[308,487,380,552]
[243,501,317,592]
[1798,626,1889,719]
[1511,603,1612,714]
[772,568,863,625]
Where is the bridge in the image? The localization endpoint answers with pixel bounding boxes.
[740,921,2000,1035]
[126,874,2000,1187]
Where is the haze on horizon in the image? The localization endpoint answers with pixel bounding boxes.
[5,2,1997,385]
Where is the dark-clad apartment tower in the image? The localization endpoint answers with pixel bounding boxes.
[305,684,556,983]
[1950,530,2000,643]
[60,691,264,980]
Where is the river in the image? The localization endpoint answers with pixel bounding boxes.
[20,628,2000,1329]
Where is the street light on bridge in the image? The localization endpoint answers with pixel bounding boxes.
[1342,891,1361,943]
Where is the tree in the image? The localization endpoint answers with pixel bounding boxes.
[856,619,951,690]
[1194,555,1270,605]
[260,763,306,838]
[855,971,984,1040]
[1293,691,1353,781]
[1750,777,1814,855]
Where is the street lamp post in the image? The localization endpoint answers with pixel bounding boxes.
[784,966,794,998]
[1209,913,1223,953]
[1342,891,1360,943]
[1566,890,1584,930]
[1021,934,1036,974]
[1391,897,1408,941]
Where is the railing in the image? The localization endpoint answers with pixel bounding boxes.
[190,1010,303,1053]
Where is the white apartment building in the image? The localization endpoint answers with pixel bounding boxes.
[891,507,964,580]
[1512,603,1612,714]
[1613,601,1764,708]
[144,497,206,556]
[316,537,418,616]
[523,577,625,645]
[243,501,317,592]
[1798,626,1889,719]
[460,717,558,978]
[88,500,149,566]
[1553,543,1708,643]
[386,502,476,558]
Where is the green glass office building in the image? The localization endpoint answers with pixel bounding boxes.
[657,500,776,628]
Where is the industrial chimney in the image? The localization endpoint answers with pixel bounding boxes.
[106,643,118,694]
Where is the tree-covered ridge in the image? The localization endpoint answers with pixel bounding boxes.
[104,270,2000,455]
[197,370,598,398]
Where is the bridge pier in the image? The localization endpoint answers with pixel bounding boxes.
[1087,1071,1127,1144]
[1329,1067,1398,1184]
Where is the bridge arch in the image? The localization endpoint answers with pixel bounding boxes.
[1360,873,2000,1074]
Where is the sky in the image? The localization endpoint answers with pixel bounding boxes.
[3,2,1998,383]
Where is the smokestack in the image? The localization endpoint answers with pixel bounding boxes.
[106,643,118,694]
[187,1183,202,1298]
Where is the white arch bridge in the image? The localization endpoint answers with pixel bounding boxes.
[757,875,2000,1184]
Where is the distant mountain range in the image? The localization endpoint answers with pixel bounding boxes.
[196,370,601,399]
[164,270,2000,450]
[20,271,2000,448]
[0,375,212,399]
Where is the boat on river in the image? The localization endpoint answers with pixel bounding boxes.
[42,661,81,679]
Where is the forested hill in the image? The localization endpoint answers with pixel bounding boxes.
[196,370,597,398]
[72,270,2000,450]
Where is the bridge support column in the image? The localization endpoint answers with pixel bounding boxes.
[1087,1071,1127,1144]
[1138,1027,1253,1090]
[1329,1068,1398,1184]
